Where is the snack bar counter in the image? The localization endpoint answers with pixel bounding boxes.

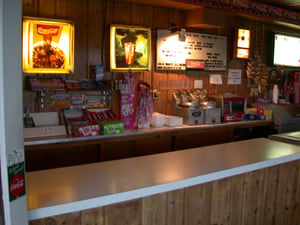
[26,138,300,223]
[24,120,273,171]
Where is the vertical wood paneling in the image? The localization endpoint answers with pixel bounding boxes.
[210,177,231,225]
[87,0,105,70]
[38,0,56,18]
[241,169,265,225]
[22,0,36,16]
[104,199,141,225]
[131,3,147,26]
[261,165,280,225]
[229,173,244,225]
[68,0,88,79]
[284,160,300,225]
[167,189,184,225]
[55,0,68,19]
[52,211,82,224]
[274,162,290,225]
[81,208,104,225]
[152,7,167,28]
[142,193,167,225]
[113,1,132,25]
[184,182,212,225]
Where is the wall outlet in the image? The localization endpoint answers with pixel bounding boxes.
[194,80,203,89]
[152,89,161,100]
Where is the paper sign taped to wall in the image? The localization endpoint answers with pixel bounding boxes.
[228,69,242,85]
[209,74,222,85]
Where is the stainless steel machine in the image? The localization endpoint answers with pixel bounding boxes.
[270,104,300,133]
[172,90,220,125]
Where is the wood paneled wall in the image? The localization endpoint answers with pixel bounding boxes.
[22,0,300,115]
[29,159,300,225]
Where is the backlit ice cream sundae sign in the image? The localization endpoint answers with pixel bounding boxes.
[22,17,74,74]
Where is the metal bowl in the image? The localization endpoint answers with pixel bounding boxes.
[181,102,198,108]
[200,101,216,109]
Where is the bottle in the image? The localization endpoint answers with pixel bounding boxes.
[272,84,279,104]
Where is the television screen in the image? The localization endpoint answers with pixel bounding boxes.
[268,31,300,68]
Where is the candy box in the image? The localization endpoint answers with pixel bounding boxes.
[71,124,100,137]
[98,120,124,135]
[91,65,106,81]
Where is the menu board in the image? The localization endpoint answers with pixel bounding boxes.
[156,29,227,71]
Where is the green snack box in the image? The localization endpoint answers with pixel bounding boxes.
[98,120,124,135]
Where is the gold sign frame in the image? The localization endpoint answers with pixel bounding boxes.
[22,17,75,74]
[110,24,151,72]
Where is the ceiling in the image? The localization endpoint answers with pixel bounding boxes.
[121,0,300,12]
[256,0,300,12]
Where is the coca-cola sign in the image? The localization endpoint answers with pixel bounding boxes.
[7,160,26,201]
[37,24,60,36]
[9,173,25,197]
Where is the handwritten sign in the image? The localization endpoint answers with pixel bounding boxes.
[156,29,227,71]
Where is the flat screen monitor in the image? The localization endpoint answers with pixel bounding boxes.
[268,31,300,68]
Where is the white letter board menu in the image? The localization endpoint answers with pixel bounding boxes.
[156,29,227,71]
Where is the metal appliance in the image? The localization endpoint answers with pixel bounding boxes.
[270,104,300,133]
[200,101,221,124]
[172,91,204,125]
[213,93,246,122]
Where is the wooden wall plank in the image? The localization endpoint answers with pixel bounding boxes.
[274,162,290,225]
[55,0,68,19]
[130,3,147,26]
[261,165,280,225]
[68,0,88,79]
[184,182,212,225]
[285,160,300,225]
[210,177,231,225]
[241,169,265,225]
[81,207,104,225]
[104,199,141,225]
[229,173,244,225]
[22,0,36,16]
[87,0,105,74]
[142,193,167,225]
[38,0,56,18]
[112,1,132,25]
[166,189,184,225]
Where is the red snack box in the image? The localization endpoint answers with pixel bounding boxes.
[72,124,100,137]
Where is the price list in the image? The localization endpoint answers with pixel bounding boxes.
[156,29,227,71]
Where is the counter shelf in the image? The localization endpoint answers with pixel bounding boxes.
[24,120,273,147]
[270,131,300,145]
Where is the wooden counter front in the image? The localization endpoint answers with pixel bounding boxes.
[24,120,273,171]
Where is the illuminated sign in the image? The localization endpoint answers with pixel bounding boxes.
[23,17,74,74]
[110,25,151,72]
[156,29,227,71]
[236,28,250,59]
